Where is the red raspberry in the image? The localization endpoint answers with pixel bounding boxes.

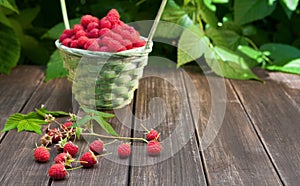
[147,140,161,156]
[110,32,123,42]
[106,9,120,24]
[81,15,99,28]
[34,145,50,162]
[118,143,131,159]
[48,128,62,143]
[146,129,160,141]
[99,46,108,52]
[100,36,111,46]
[62,29,74,37]
[61,38,72,47]
[99,17,112,29]
[59,34,70,42]
[133,38,146,47]
[75,30,87,39]
[54,152,74,168]
[80,151,98,168]
[111,26,124,35]
[70,40,79,48]
[120,39,133,50]
[87,22,99,32]
[84,39,97,50]
[107,40,126,52]
[73,24,84,33]
[63,142,78,157]
[48,164,67,180]
[62,121,73,130]
[89,139,104,155]
[77,36,89,48]
[119,30,139,43]
[99,28,110,36]
[88,28,100,38]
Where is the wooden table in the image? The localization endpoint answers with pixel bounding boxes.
[0,65,299,186]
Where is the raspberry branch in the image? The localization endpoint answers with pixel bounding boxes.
[81,132,148,143]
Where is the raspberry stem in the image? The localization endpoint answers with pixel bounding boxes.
[81,133,148,143]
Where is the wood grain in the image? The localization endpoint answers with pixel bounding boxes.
[230,70,300,185]
[129,65,207,185]
[184,66,282,185]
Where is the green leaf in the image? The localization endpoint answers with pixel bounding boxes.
[76,127,83,139]
[260,43,300,66]
[238,45,263,61]
[197,0,219,27]
[234,0,276,25]
[205,27,247,50]
[42,18,81,39]
[1,113,46,134]
[45,50,68,82]
[35,107,69,117]
[81,107,115,119]
[205,46,260,80]
[72,115,92,127]
[265,59,300,74]
[0,10,11,27]
[0,0,19,14]
[15,6,40,28]
[177,25,210,66]
[280,0,299,11]
[92,116,119,136]
[0,22,20,74]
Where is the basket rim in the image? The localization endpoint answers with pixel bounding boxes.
[55,37,152,57]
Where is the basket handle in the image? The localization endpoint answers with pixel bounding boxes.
[60,0,70,29]
[145,0,168,50]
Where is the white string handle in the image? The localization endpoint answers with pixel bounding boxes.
[60,0,70,29]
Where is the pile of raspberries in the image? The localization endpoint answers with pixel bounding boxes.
[59,9,146,52]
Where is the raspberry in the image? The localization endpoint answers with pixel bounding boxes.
[59,34,69,42]
[77,36,89,48]
[70,40,79,48]
[87,28,100,38]
[99,28,110,36]
[89,139,104,155]
[119,30,139,43]
[147,140,161,156]
[146,129,160,141]
[75,30,87,39]
[80,151,98,168]
[81,15,99,28]
[87,22,99,32]
[133,38,146,47]
[55,152,74,168]
[120,39,133,50]
[99,46,108,52]
[73,24,84,33]
[48,128,62,143]
[88,43,101,51]
[34,145,50,162]
[84,39,97,50]
[63,142,78,157]
[62,29,74,37]
[99,17,112,29]
[106,9,120,24]
[118,143,131,159]
[62,121,73,130]
[48,164,67,180]
[110,32,123,42]
[61,38,72,47]
[106,39,126,52]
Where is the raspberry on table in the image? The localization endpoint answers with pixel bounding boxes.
[34,145,50,162]
[118,143,131,159]
[89,139,104,155]
[80,151,98,168]
[63,141,79,157]
[147,140,162,156]
[48,164,67,180]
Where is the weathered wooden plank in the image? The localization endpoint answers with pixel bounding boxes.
[0,66,44,140]
[230,71,300,185]
[184,66,282,185]
[129,65,207,185]
[0,74,73,185]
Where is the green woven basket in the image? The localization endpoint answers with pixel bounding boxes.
[55,39,152,110]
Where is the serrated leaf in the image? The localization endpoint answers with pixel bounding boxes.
[1,113,46,134]
[234,0,276,25]
[265,58,300,75]
[72,115,92,127]
[42,18,81,39]
[92,116,119,136]
[280,0,299,11]
[35,107,69,117]
[178,25,210,67]
[0,0,19,14]
[260,43,300,66]
[205,47,260,80]
[81,107,115,119]
[0,22,20,74]
[45,50,68,82]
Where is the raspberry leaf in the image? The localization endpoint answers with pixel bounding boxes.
[35,107,69,117]
[72,115,92,127]
[1,113,46,134]
[92,116,119,137]
[82,107,115,119]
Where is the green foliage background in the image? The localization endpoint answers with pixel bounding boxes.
[0,0,299,80]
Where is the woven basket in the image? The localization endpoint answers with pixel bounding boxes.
[55,39,152,110]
